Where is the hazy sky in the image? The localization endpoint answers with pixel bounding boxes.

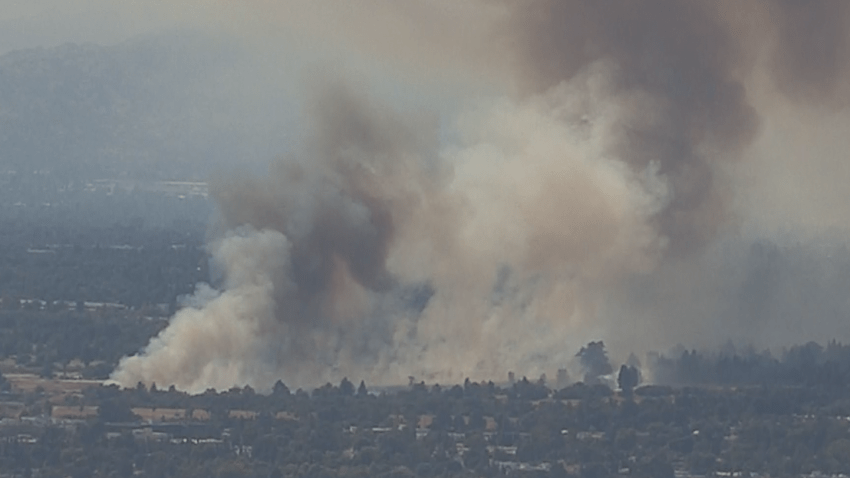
[0,1,185,53]
[7,0,844,237]
[0,1,480,178]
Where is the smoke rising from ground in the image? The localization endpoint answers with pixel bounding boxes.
[112,1,850,391]
[114,77,667,391]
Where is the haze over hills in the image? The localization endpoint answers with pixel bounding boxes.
[0,30,294,181]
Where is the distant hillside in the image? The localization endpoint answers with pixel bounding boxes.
[0,31,281,181]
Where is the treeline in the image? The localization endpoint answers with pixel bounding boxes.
[15,371,850,478]
[650,340,850,389]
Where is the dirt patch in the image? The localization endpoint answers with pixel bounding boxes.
[131,408,186,421]
[52,405,98,419]
[275,411,297,421]
[8,374,102,394]
[229,410,257,419]
[191,409,210,421]
[0,402,25,418]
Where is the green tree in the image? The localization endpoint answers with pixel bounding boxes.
[617,365,639,397]
[340,377,355,397]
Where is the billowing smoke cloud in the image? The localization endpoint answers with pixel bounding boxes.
[113,229,291,391]
[113,76,667,391]
[766,0,850,105]
[504,0,760,254]
[112,1,850,391]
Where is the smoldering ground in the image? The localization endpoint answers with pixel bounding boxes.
[112,1,850,392]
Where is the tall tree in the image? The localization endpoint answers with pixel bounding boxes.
[577,341,613,385]
[618,365,640,397]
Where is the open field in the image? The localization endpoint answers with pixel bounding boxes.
[132,407,186,421]
[7,374,103,394]
[4,375,103,418]
[52,405,98,419]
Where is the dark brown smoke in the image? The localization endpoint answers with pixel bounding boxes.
[767,0,850,105]
[212,79,439,328]
[504,0,760,254]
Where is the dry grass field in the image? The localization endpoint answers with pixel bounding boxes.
[132,407,186,421]
[228,410,257,419]
[7,374,102,394]
[52,405,98,419]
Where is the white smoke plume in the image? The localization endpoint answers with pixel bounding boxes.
[113,75,667,391]
[114,228,291,392]
[112,1,850,391]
